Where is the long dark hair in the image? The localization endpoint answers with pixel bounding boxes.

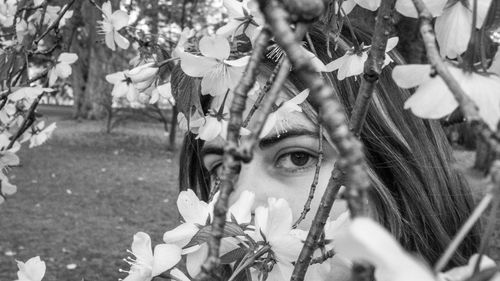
[176,24,480,269]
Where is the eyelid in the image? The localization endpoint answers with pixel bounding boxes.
[203,153,223,173]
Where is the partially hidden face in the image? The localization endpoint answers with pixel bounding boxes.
[201,87,347,230]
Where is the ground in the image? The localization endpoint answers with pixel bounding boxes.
[0,105,181,280]
[0,106,498,280]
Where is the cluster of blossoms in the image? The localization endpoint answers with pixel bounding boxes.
[11,190,500,281]
[108,190,497,281]
[0,0,80,203]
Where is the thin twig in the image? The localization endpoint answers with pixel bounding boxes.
[239,58,291,160]
[309,248,335,265]
[242,57,285,128]
[473,161,500,273]
[434,193,493,273]
[6,93,44,150]
[194,27,272,281]
[472,196,498,274]
[350,0,396,137]
[293,125,324,228]
[292,165,344,281]
[257,1,370,279]
[33,0,77,46]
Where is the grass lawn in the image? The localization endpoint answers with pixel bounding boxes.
[0,106,498,280]
[0,107,182,280]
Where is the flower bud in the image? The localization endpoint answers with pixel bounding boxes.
[128,62,158,83]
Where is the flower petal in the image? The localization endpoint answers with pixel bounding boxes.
[341,0,357,14]
[392,64,432,88]
[439,253,496,281]
[199,36,230,60]
[163,223,200,248]
[325,55,346,72]
[272,235,303,263]
[223,0,245,18]
[200,68,232,96]
[105,31,116,51]
[56,63,72,79]
[131,232,154,265]
[197,116,223,141]
[170,268,191,281]
[355,0,381,11]
[435,2,471,59]
[395,0,446,18]
[463,73,500,131]
[58,52,78,64]
[228,190,255,223]
[265,198,293,241]
[216,20,242,37]
[404,74,458,119]
[114,31,130,49]
[336,217,435,281]
[259,112,277,138]
[179,52,218,78]
[177,189,209,224]
[101,1,112,19]
[111,10,129,30]
[224,56,250,67]
[339,52,367,79]
[106,71,126,84]
[111,82,129,98]
[385,37,399,52]
[16,256,46,281]
[151,244,182,277]
[186,243,209,277]
[474,0,493,28]
[276,261,295,281]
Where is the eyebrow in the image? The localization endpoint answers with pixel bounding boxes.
[259,128,319,149]
[200,146,224,158]
[200,127,319,157]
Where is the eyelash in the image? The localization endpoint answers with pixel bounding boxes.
[206,150,319,177]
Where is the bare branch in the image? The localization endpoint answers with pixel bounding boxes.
[350,0,396,136]
[239,58,291,160]
[33,0,77,46]
[292,165,344,281]
[194,27,272,281]
[411,0,480,123]
[242,57,285,128]
[6,93,44,150]
[256,1,371,279]
[293,125,324,228]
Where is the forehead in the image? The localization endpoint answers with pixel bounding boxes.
[204,88,317,148]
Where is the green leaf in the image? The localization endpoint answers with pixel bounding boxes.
[170,64,202,122]
[184,221,246,249]
[220,247,249,264]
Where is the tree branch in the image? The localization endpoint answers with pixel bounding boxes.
[293,125,324,228]
[256,1,371,280]
[6,93,44,150]
[242,57,285,128]
[350,0,396,136]
[194,27,272,281]
[239,58,291,160]
[33,0,77,46]
[411,0,480,123]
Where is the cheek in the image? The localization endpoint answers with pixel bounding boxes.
[293,158,347,230]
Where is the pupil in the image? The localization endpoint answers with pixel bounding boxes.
[290,152,309,166]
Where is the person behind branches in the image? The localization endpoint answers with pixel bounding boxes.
[175,22,480,279]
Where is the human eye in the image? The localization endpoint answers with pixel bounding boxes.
[274,149,318,174]
[203,157,222,178]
